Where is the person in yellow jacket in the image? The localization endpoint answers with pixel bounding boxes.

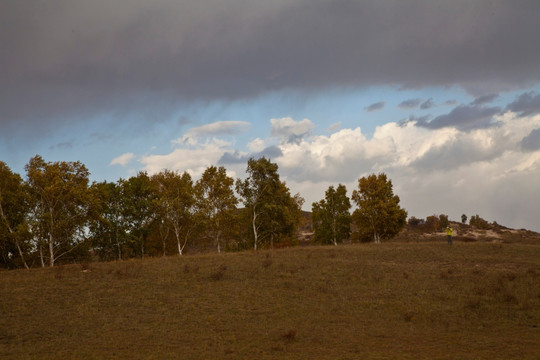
[446,226,453,245]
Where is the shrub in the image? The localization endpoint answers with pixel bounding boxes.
[470,215,490,229]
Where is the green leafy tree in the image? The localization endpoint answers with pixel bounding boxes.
[25,155,90,267]
[438,214,449,230]
[352,173,407,243]
[0,162,31,269]
[312,184,351,245]
[151,170,196,256]
[236,157,302,250]
[88,181,127,261]
[195,166,237,253]
[120,172,156,258]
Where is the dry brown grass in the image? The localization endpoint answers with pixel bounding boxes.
[1,242,539,359]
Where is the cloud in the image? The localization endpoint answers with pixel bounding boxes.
[365,102,386,112]
[133,113,540,230]
[521,128,540,152]
[2,0,540,140]
[471,93,499,106]
[416,104,501,131]
[270,117,314,143]
[110,153,135,166]
[50,141,73,150]
[275,113,540,231]
[140,139,228,177]
[506,91,540,116]
[183,121,250,139]
[398,99,422,109]
[327,122,341,132]
[247,138,266,152]
[218,145,283,165]
[420,98,434,110]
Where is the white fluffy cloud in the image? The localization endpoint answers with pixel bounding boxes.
[136,113,540,231]
[270,117,314,143]
[275,113,540,231]
[140,139,235,178]
[110,152,135,166]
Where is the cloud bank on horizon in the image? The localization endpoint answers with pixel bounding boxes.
[1,0,540,231]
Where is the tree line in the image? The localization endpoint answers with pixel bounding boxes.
[0,156,407,269]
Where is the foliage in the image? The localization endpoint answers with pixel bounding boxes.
[236,157,303,250]
[119,172,156,258]
[351,173,407,243]
[88,181,127,261]
[151,170,196,256]
[470,214,490,229]
[407,216,424,227]
[461,214,468,224]
[0,161,31,269]
[312,184,351,245]
[195,166,237,253]
[438,214,449,230]
[25,155,90,267]
[424,215,440,232]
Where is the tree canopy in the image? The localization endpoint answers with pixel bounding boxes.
[352,173,407,243]
[312,184,351,246]
[236,157,303,250]
[0,156,418,269]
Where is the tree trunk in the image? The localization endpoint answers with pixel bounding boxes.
[140,235,145,259]
[48,232,55,267]
[175,226,182,255]
[216,231,221,253]
[39,243,45,268]
[116,233,122,261]
[14,239,29,269]
[252,210,258,251]
[48,206,55,267]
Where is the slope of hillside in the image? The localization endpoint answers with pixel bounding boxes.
[1,242,539,359]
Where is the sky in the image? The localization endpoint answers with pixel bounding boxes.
[1,0,540,231]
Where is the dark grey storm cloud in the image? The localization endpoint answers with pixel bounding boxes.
[2,0,540,136]
[506,92,540,116]
[365,102,385,112]
[471,94,499,106]
[521,128,540,152]
[416,105,501,131]
[398,99,422,109]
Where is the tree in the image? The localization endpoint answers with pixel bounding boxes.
[425,215,440,233]
[351,173,407,243]
[151,170,196,256]
[0,162,30,269]
[461,214,468,224]
[88,181,127,261]
[120,172,156,258]
[438,214,449,230]
[236,157,302,250]
[25,156,90,267]
[312,184,351,245]
[470,214,490,229]
[195,166,237,253]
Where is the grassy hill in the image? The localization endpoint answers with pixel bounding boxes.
[1,241,539,359]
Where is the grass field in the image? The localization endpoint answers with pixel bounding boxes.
[1,241,539,359]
